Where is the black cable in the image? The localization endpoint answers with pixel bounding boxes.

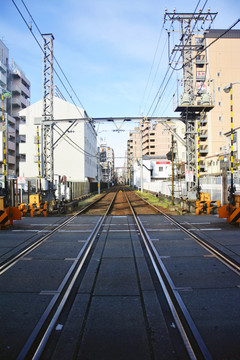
[11,0,94,158]
[20,0,86,111]
[147,0,212,116]
[54,125,96,158]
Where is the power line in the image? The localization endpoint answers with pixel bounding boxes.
[139,22,165,114]
[146,0,213,117]
[53,125,96,158]
[19,0,87,111]
[11,0,95,159]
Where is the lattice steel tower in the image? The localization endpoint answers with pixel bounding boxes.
[164,9,217,199]
[41,33,54,196]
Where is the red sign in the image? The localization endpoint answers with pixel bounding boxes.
[156,161,170,164]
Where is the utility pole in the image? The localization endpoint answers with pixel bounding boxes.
[97,149,100,194]
[140,127,143,193]
[42,33,55,202]
[164,9,217,200]
[171,135,175,205]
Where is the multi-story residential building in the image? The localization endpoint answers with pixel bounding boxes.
[205,29,240,162]
[127,120,185,184]
[19,97,97,182]
[9,60,30,175]
[0,40,30,178]
[0,40,10,180]
[193,29,240,173]
[99,144,114,184]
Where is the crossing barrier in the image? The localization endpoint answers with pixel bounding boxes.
[196,200,221,215]
[0,206,22,229]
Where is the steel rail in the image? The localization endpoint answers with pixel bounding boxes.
[124,190,212,360]
[17,190,118,360]
[135,192,240,274]
[0,191,111,275]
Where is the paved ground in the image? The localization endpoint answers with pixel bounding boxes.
[0,198,239,359]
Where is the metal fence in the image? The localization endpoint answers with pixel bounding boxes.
[143,172,240,202]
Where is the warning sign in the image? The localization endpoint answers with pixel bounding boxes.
[185,171,194,182]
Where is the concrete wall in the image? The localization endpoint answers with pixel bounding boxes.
[19,97,97,182]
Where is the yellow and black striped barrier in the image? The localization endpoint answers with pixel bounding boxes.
[196,200,221,215]
[0,207,22,230]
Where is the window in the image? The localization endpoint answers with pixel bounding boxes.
[219,116,222,121]
[219,131,222,136]
[218,101,221,106]
[217,72,221,77]
[218,87,221,92]
[159,166,163,171]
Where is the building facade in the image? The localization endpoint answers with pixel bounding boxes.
[99,144,114,184]
[203,29,240,171]
[19,97,97,183]
[189,29,240,175]
[127,119,185,184]
[0,40,30,179]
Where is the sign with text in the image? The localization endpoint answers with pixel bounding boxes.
[185,170,194,182]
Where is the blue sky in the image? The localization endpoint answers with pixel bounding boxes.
[1,0,240,167]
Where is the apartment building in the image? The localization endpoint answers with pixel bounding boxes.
[205,29,240,165]
[191,29,240,173]
[0,40,30,178]
[99,144,114,184]
[171,29,240,176]
[127,119,185,183]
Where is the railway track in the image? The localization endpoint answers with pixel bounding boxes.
[0,188,239,359]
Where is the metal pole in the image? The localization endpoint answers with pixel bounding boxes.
[229,84,235,206]
[97,150,100,194]
[171,135,174,205]
[1,93,7,191]
[140,129,143,193]
[197,118,201,200]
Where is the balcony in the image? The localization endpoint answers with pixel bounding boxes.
[12,97,21,108]
[199,145,208,156]
[200,131,208,141]
[21,86,30,99]
[8,141,16,151]
[0,72,7,87]
[195,55,207,67]
[0,60,7,73]
[8,154,16,165]
[20,95,29,108]
[11,83,21,95]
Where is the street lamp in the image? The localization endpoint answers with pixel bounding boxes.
[223,82,240,206]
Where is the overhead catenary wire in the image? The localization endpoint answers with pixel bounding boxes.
[146,0,215,117]
[139,22,165,115]
[53,125,96,158]
[11,0,97,159]
[20,0,86,111]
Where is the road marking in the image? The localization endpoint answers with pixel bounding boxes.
[146,228,180,232]
[103,229,137,232]
[188,228,222,231]
[58,230,92,233]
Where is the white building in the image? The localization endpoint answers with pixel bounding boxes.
[99,144,114,183]
[133,157,172,189]
[19,97,97,182]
